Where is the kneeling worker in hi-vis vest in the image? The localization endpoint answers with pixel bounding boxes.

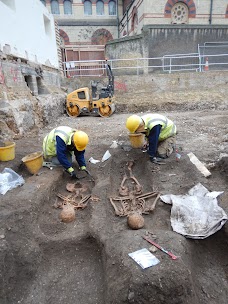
[43,126,89,179]
[126,114,177,164]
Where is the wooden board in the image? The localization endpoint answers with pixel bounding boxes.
[187,152,212,178]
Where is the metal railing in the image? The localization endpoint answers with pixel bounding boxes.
[63,59,107,77]
[62,47,228,77]
[198,42,228,72]
[162,53,200,73]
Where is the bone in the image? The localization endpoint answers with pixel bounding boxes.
[109,162,160,217]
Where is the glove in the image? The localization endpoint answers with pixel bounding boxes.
[66,167,78,179]
[150,157,165,165]
[80,166,86,171]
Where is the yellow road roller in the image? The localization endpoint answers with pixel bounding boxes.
[65,63,115,118]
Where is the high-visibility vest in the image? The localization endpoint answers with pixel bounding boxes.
[142,114,176,141]
[43,126,76,158]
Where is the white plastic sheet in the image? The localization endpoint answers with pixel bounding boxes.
[101,150,111,162]
[88,157,100,164]
[160,183,227,239]
[0,168,25,195]
[88,150,112,165]
[110,141,118,149]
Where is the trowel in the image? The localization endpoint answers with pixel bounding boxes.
[84,169,95,182]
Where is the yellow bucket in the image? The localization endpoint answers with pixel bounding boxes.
[22,151,43,175]
[128,133,145,148]
[0,141,15,161]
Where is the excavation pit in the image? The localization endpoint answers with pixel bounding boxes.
[0,112,227,304]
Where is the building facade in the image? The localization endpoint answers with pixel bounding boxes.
[41,0,123,64]
[120,0,228,37]
[40,0,228,67]
[0,0,59,68]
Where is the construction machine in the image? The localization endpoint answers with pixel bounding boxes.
[65,63,115,117]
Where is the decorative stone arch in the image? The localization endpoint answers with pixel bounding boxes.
[91,28,113,45]
[164,0,196,18]
[59,29,70,44]
[131,6,138,32]
[226,5,228,18]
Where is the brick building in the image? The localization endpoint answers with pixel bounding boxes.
[41,0,121,64]
[41,1,228,65]
[120,0,228,36]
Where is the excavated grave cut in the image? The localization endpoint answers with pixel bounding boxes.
[3,237,105,304]
[0,173,106,304]
[22,238,105,304]
[0,111,228,304]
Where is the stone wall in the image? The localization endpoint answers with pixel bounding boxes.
[106,24,228,61]
[112,70,228,112]
[0,59,62,99]
[114,70,228,93]
[61,69,228,113]
[1,55,228,140]
[145,25,228,58]
[58,68,228,101]
[0,58,65,140]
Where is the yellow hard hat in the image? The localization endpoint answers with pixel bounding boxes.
[73,131,89,151]
[126,115,142,133]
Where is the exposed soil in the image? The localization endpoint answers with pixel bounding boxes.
[0,101,228,303]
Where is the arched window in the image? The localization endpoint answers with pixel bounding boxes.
[64,0,72,15]
[96,0,104,16]
[171,2,189,24]
[84,0,92,15]
[40,0,46,6]
[51,0,60,14]
[109,0,116,15]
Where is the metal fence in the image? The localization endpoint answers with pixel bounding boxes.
[198,42,228,72]
[64,60,107,78]
[162,53,200,73]
[62,42,228,77]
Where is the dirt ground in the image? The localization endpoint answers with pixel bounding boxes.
[0,99,228,303]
